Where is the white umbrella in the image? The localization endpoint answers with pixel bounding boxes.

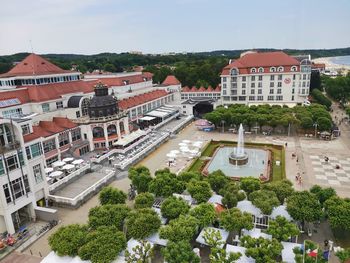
[44,167,54,174]
[62,164,75,170]
[190,149,199,154]
[166,153,177,158]
[49,171,63,178]
[178,142,187,147]
[72,159,84,165]
[170,150,180,154]
[180,147,190,152]
[52,161,66,168]
[62,157,74,163]
[182,140,191,143]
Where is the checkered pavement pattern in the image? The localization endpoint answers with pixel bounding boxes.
[310,155,350,187]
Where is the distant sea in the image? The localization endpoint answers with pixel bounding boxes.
[329,55,350,66]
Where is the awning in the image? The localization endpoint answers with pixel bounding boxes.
[146,110,170,118]
[113,129,146,147]
[139,116,156,121]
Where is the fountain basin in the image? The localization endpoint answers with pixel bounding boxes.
[229,152,249,165]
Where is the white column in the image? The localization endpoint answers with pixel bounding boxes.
[4,213,15,234]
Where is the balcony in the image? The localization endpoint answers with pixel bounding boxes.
[0,141,21,154]
[73,111,128,124]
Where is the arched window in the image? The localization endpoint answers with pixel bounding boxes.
[81,98,90,116]
[258,67,264,73]
[107,124,117,136]
[230,68,238,75]
[291,66,297,72]
[270,67,276,72]
[92,127,104,138]
[277,66,284,72]
[251,68,256,73]
[119,122,125,133]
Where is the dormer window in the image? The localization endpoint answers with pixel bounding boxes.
[291,66,297,72]
[230,68,239,76]
[251,68,256,73]
[143,77,147,81]
[277,66,284,72]
[258,67,264,73]
[270,67,276,72]
[123,80,129,85]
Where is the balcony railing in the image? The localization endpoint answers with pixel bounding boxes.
[73,111,128,124]
[0,141,21,154]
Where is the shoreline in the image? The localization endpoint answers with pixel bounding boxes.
[312,56,350,70]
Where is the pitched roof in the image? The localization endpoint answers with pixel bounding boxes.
[162,75,181,86]
[118,90,168,110]
[95,72,153,87]
[0,89,30,107]
[221,51,300,75]
[0,54,72,78]
[181,85,221,93]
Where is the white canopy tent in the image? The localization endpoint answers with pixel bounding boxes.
[113,129,146,147]
[178,142,188,147]
[208,194,223,206]
[62,164,75,170]
[281,241,302,263]
[49,171,64,178]
[138,116,156,121]
[271,205,292,221]
[237,200,263,218]
[196,227,229,248]
[170,150,180,154]
[72,159,84,165]
[52,161,66,168]
[182,140,191,143]
[44,167,54,174]
[145,232,168,246]
[166,153,177,158]
[226,245,256,263]
[242,228,272,240]
[62,157,74,163]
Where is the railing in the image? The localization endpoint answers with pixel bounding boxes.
[48,164,91,192]
[90,149,119,163]
[167,115,194,133]
[73,111,128,124]
[48,170,115,207]
[0,141,20,154]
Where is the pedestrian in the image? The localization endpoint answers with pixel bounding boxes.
[296,158,299,163]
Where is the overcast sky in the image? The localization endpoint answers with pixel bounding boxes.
[1,0,350,55]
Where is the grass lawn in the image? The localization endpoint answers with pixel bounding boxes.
[187,140,286,182]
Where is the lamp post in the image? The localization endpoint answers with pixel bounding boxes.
[221,120,225,133]
[313,123,318,138]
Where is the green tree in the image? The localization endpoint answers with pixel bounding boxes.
[88,204,130,230]
[300,116,314,130]
[161,196,190,220]
[310,185,336,205]
[240,177,260,194]
[148,169,185,197]
[78,226,126,263]
[286,191,323,224]
[134,192,155,209]
[103,63,117,72]
[249,190,280,215]
[262,180,294,204]
[160,215,199,242]
[189,203,217,228]
[317,117,332,131]
[48,224,88,257]
[187,179,212,203]
[220,208,253,235]
[240,236,283,263]
[126,208,161,239]
[267,216,299,241]
[125,240,154,263]
[310,71,321,91]
[207,170,230,193]
[336,248,350,263]
[177,171,202,183]
[99,186,127,205]
[161,241,200,263]
[128,166,153,193]
[222,192,238,209]
[324,196,350,231]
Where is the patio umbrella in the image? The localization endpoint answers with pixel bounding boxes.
[178,142,187,147]
[72,159,84,165]
[166,153,177,158]
[62,164,75,170]
[49,171,63,178]
[62,157,74,163]
[182,140,191,143]
[180,147,190,152]
[170,150,180,154]
[52,161,66,168]
[44,167,54,174]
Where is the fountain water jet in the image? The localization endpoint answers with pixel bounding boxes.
[229,124,249,165]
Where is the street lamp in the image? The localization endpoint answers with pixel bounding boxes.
[313,123,318,138]
[221,120,225,133]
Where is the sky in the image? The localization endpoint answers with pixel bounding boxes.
[1,0,350,55]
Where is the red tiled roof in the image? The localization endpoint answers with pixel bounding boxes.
[23,118,77,142]
[312,63,326,69]
[95,72,153,87]
[118,90,168,110]
[0,54,72,78]
[0,89,30,107]
[221,51,300,75]
[181,86,221,93]
[162,75,181,86]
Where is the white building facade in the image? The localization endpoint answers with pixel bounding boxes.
[220,51,312,107]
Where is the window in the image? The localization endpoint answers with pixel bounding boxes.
[270,75,275,81]
[251,76,255,81]
[142,105,147,113]
[277,82,282,87]
[56,101,63,109]
[71,129,81,141]
[292,89,295,94]
[242,76,246,82]
[79,145,89,156]
[249,96,255,101]
[270,67,276,72]
[3,184,11,203]
[258,75,263,81]
[268,96,274,101]
[2,108,23,118]
[291,66,297,72]
[258,82,262,88]
[302,82,306,87]
[43,139,56,153]
[303,74,306,80]
[269,89,274,94]
[276,95,283,101]
[251,89,255,94]
[101,142,106,148]
[59,133,69,147]
[11,177,26,199]
[257,96,263,101]
[258,89,262,94]
[251,68,256,73]
[302,89,305,94]
[76,111,81,118]
[292,82,295,87]
[251,83,255,88]
[292,95,294,101]
[223,77,227,82]
[277,89,282,94]
[6,154,19,171]
[21,124,30,135]
[278,66,284,72]
[33,164,43,183]
[278,75,282,80]
[223,90,227,95]
[242,83,246,89]
[238,96,246,101]
[270,82,274,87]
[25,142,42,160]
[223,83,227,89]
[258,67,264,73]
[42,103,50,112]
[293,74,296,80]
[81,98,90,116]
[242,90,246,95]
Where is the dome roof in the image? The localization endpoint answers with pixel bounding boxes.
[88,82,119,118]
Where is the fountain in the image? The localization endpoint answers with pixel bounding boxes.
[229,124,249,165]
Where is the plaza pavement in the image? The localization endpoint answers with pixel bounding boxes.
[23,112,350,258]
